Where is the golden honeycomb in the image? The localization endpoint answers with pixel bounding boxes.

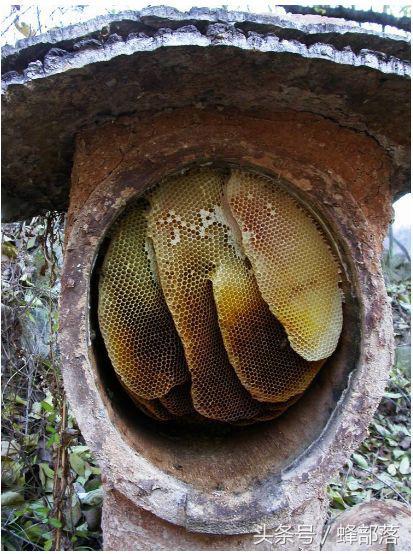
[98,199,190,402]
[226,170,343,361]
[98,168,343,424]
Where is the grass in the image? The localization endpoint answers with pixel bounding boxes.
[328,253,411,516]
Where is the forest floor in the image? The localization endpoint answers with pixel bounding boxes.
[1,215,411,551]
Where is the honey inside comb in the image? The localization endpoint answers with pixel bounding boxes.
[98,168,343,424]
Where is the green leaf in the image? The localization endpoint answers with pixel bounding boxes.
[44,538,53,551]
[19,274,33,286]
[48,517,63,529]
[41,401,54,413]
[368,481,385,491]
[75,475,86,487]
[384,392,402,399]
[39,463,55,479]
[12,394,27,406]
[45,477,54,493]
[398,456,410,475]
[1,491,24,506]
[78,487,104,506]
[33,505,50,520]
[352,453,368,469]
[23,433,39,447]
[70,452,86,476]
[75,522,89,538]
[29,401,42,419]
[392,448,405,460]
[24,522,44,540]
[46,432,60,448]
[84,476,101,492]
[372,422,389,437]
[1,439,20,458]
[327,486,347,510]
[346,476,362,491]
[71,445,90,455]
[27,236,37,249]
[84,463,92,480]
[387,463,397,476]
[1,242,18,259]
[65,494,82,530]
[2,460,25,487]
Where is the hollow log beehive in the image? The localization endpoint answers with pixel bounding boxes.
[1,5,410,550]
[98,168,342,423]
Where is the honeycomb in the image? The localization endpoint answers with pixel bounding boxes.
[98,200,190,402]
[98,168,343,424]
[227,170,343,361]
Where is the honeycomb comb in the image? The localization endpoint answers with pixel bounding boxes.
[98,168,343,424]
[227,169,343,361]
[98,199,189,401]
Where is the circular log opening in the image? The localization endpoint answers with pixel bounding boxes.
[89,162,360,492]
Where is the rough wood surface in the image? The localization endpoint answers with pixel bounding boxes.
[101,488,327,550]
[59,108,394,543]
[322,499,411,551]
[1,6,410,221]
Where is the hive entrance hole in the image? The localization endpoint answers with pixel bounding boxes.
[89,164,359,488]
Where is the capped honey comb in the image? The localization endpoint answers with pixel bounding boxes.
[98,168,343,424]
[98,199,190,402]
[226,170,343,361]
